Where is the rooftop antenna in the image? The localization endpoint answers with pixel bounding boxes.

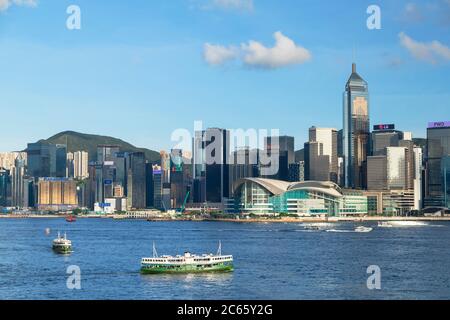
[152,241,158,258]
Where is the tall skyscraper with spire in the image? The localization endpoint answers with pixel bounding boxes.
[343,63,370,189]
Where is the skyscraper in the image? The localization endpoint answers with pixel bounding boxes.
[11,154,26,207]
[307,127,338,183]
[26,142,67,178]
[263,136,294,181]
[192,128,230,203]
[343,63,370,189]
[425,121,450,207]
[73,151,89,179]
[126,152,146,209]
[0,168,10,207]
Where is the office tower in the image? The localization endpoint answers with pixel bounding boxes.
[307,127,338,183]
[37,178,77,211]
[367,156,387,190]
[127,152,146,209]
[425,122,450,207]
[304,141,329,181]
[160,151,171,184]
[66,152,74,178]
[288,162,304,182]
[262,136,294,181]
[27,142,67,178]
[343,63,370,189]
[367,147,407,190]
[11,154,26,207]
[229,147,259,196]
[162,183,171,211]
[399,139,415,190]
[371,124,403,156]
[153,165,163,210]
[97,145,120,163]
[337,129,344,158]
[413,147,423,210]
[0,168,10,207]
[170,149,186,208]
[442,156,450,209]
[265,136,295,165]
[192,128,230,203]
[145,162,154,208]
[73,151,89,179]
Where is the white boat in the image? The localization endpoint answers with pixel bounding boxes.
[355,226,373,233]
[378,221,393,228]
[52,232,72,254]
[141,241,233,274]
[388,221,428,227]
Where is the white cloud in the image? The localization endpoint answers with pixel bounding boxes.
[203,43,239,65]
[399,32,450,64]
[0,0,37,12]
[203,32,312,69]
[241,31,312,68]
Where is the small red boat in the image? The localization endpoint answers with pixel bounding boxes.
[66,215,77,222]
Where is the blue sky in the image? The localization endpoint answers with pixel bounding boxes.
[0,0,449,152]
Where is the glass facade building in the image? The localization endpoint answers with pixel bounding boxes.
[343,63,370,189]
[426,124,450,207]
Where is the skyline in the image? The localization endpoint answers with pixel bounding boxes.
[1,0,450,152]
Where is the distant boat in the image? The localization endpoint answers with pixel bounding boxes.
[141,241,234,274]
[66,215,76,223]
[52,232,72,254]
[388,221,428,227]
[355,226,373,233]
[378,221,394,228]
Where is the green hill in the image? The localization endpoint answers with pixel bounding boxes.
[39,131,160,163]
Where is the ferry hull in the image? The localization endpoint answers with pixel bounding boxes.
[141,263,233,274]
[52,245,72,254]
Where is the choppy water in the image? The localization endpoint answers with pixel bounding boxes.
[0,218,449,300]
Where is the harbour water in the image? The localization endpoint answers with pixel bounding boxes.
[0,218,449,300]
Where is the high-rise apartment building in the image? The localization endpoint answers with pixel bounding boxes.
[343,63,370,189]
[73,151,89,179]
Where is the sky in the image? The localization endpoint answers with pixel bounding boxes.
[0,0,449,152]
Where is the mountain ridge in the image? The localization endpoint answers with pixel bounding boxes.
[38,131,160,163]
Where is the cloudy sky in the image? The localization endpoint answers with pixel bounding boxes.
[0,0,449,152]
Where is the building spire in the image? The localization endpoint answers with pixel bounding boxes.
[352,62,356,73]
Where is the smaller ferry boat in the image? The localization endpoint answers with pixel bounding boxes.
[141,242,233,274]
[52,232,72,254]
[66,215,76,223]
[355,226,373,233]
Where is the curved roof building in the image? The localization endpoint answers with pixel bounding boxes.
[233,178,367,216]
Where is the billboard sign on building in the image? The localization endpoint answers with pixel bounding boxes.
[428,121,450,129]
[373,124,395,131]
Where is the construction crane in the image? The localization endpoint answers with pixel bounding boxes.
[179,190,190,214]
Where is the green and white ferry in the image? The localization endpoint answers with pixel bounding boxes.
[141,242,233,274]
[52,232,72,254]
